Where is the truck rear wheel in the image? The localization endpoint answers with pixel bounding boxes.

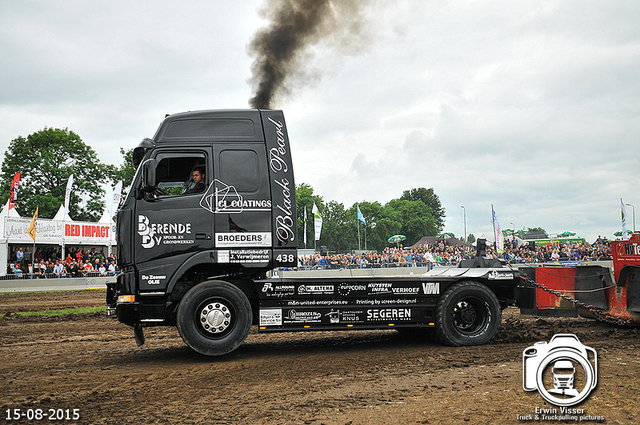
[176,280,252,356]
[435,281,501,346]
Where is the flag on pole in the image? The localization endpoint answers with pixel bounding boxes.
[303,206,307,245]
[8,172,20,210]
[313,203,322,241]
[64,174,74,216]
[110,181,123,218]
[28,207,38,242]
[621,198,630,240]
[357,205,366,225]
[491,205,503,253]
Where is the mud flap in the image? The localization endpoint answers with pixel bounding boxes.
[133,324,145,347]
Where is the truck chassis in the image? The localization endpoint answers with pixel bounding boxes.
[109,266,518,356]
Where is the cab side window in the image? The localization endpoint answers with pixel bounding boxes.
[219,150,259,193]
[154,154,207,197]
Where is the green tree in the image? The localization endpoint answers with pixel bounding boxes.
[0,128,111,221]
[320,201,351,253]
[526,227,547,236]
[385,198,439,246]
[347,201,385,251]
[371,206,403,250]
[399,187,446,230]
[106,148,136,192]
[294,184,447,252]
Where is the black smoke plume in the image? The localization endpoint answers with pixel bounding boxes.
[248,0,372,109]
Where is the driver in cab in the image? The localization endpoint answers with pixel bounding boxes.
[182,166,206,195]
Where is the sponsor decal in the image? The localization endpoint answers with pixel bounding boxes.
[137,215,194,249]
[338,283,423,297]
[366,308,412,321]
[287,300,348,306]
[325,309,365,324]
[218,249,270,263]
[200,179,271,214]
[218,250,230,263]
[338,283,367,296]
[488,270,514,280]
[218,198,271,211]
[285,309,322,323]
[392,286,420,295]
[367,283,393,294]
[141,274,167,285]
[298,285,335,295]
[517,334,603,421]
[259,308,282,326]
[623,242,640,256]
[355,298,418,305]
[421,282,440,295]
[262,282,296,297]
[216,232,272,247]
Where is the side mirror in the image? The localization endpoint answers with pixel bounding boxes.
[141,159,156,192]
[133,138,155,169]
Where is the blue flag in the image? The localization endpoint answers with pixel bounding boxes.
[357,205,366,225]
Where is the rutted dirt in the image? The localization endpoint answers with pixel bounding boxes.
[0,290,638,424]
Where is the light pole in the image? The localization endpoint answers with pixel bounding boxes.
[510,222,515,238]
[461,205,467,243]
[626,203,636,232]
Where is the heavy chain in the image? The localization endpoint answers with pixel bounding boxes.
[520,276,634,326]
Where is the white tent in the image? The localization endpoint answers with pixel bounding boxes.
[52,204,72,221]
[0,199,21,218]
[98,209,112,224]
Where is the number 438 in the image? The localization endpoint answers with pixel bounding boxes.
[275,253,295,263]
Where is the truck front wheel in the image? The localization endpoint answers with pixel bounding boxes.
[176,280,252,356]
[435,281,501,346]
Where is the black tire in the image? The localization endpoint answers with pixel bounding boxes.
[176,280,252,356]
[435,281,501,346]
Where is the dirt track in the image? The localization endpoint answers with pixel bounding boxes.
[1,290,639,424]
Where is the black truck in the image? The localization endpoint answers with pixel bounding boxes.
[107,109,520,356]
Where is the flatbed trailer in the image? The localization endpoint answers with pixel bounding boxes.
[257,268,516,337]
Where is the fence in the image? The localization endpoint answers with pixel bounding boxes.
[0,274,113,293]
[1,271,116,280]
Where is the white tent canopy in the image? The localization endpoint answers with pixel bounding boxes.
[52,204,72,221]
[98,209,112,224]
[0,199,21,218]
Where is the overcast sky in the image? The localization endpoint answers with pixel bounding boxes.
[1,0,639,243]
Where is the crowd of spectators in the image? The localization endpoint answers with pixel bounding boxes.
[298,240,473,270]
[498,236,612,264]
[297,236,614,270]
[4,236,616,277]
[6,246,117,279]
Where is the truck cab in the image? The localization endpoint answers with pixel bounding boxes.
[108,110,297,350]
